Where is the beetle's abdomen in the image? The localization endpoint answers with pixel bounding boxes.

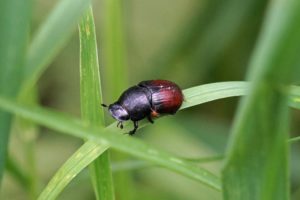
[138,80,183,115]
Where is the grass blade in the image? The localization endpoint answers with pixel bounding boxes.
[79,7,114,200]
[22,0,92,92]
[0,0,31,182]
[103,0,128,99]
[5,156,30,189]
[103,1,131,199]
[181,81,249,110]
[38,141,109,200]
[222,0,300,199]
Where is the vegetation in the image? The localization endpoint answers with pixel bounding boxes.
[1,0,300,199]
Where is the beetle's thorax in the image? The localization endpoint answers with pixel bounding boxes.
[117,86,152,121]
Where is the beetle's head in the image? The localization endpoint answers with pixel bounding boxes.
[107,103,130,121]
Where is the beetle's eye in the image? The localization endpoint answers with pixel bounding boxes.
[108,104,129,121]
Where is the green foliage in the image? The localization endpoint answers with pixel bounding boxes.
[23,0,92,92]
[79,7,114,200]
[1,0,300,199]
[222,0,300,199]
[0,0,31,182]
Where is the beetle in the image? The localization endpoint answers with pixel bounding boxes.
[102,80,184,135]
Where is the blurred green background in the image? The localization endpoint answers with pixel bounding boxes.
[1,0,300,199]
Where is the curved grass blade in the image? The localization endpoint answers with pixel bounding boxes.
[288,137,300,144]
[22,0,92,92]
[38,141,109,200]
[0,0,31,182]
[110,154,224,172]
[181,81,249,110]
[79,7,114,200]
[222,0,300,199]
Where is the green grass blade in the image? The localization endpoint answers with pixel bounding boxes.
[79,7,114,200]
[103,0,128,98]
[222,0,300,199]
[0,0,31,182]
[288,137,300,144]
[38,141,109,200]
[111,154,224,172]
[5,156,30,189]
[16,88,40,199]
[181,81,249,110]
[22,0,92,92]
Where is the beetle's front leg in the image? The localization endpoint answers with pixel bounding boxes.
[117,121,123,129]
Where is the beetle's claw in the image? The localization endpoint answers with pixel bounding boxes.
[129,129,136,135]
[117,121,123,129]
[128,121,138,135]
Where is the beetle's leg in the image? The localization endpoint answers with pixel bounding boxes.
[147,115,154,124]
[129,121,138,135]
[117,121,124,129]
[101,103,108,107]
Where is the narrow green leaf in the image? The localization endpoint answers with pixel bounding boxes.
[181,81,249,110]
[79,7,114,200]
[288,137,300,144]
[0,0,31,182]
[111,160,151,172]
[16,88,40,199]
[111,154,224,172]
[38,141,109,200]
[222,0,300,199]
[103,1,131,199]
[22,0,92,92]
[103,0,128,98]
[5,156,30,189]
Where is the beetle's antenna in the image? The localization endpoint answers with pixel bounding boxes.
[101,103,108,107]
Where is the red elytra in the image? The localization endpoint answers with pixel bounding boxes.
[139,80,184,117]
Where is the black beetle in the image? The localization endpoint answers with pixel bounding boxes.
[102,80,183,135]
